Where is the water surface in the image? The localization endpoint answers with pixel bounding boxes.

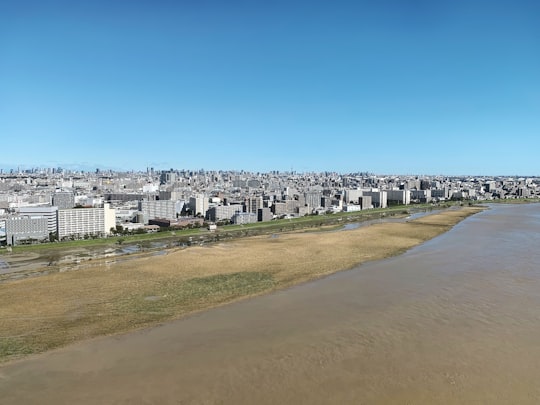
[2,203,540,404]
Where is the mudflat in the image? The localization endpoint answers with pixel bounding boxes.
[0,207,481,364]
[0,207,493,404]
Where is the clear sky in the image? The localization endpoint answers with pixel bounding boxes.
[1,1,539,175]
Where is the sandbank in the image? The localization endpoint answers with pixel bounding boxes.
[0,206,483,363]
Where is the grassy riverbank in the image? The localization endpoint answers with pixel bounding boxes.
[0,203,451,279]
[0,206,483,363]
[0,203,452,256]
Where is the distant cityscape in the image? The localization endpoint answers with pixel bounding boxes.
[1,166,538,246]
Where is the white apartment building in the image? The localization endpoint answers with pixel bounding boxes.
[206,204,243,222]
[232,212,257,224]
[5,216,49,245]
[57,204,115,240]
[139,200,176,223]
[344,189,363,204]
[245,196,264,213]
[362,190,388,208]
[189,194,209,217]
[386,189,411,205]
[19,206,58,234]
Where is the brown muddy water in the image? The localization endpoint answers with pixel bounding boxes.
[2,203,540,404]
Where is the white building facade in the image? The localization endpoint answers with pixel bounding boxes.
[139,200,176,223]
[5,216,49,245]
[19,206,58,234]
[57,204,115,240]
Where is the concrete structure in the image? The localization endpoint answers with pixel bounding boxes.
[272,202,287,216]
[304,191,322,211]
[232,212,257,225]
[431,188,450,200]
[286,199,300,213]
[105,193,145,202]
[411,189,431,203]
[189,194,209,217]
[321,197,333,208]
[206,204,243,222]
[359,195,372,210]
[115,208,138,223]
[245,196,263,214]
[19,206,58,234]
[5,216,49,245]
[386,189,411,205]
[344,189,363,204]
[57,204,115,240]
[257,207,273,222]
[52,191,75,209]
[0,221,5,245]
[160,170,176,185]
[362,190,387,208]
[142,183,159,193]
[139,200,176,223]
[119,222,146,232]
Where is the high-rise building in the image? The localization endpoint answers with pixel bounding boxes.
[160,170,177,185]
[257,207,273,222]
[52,191,75,209]
[245,196,263,213]
[304,191,322,210]
[138,200,176,223]
[57,204,115,240]
[189,194,209,217]
[206,204,243,222]
[5,216,49,245]
[19,206,58,234]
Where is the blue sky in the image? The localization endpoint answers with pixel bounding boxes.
[1,1,539,175]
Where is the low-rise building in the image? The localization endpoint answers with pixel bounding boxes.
[232,212,257,224]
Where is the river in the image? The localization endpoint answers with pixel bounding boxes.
[2,203,540,404]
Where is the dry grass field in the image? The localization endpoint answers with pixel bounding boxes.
[0,207,483,363]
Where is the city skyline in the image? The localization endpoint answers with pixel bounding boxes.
[1,163,540,179]
[2,1,539,175]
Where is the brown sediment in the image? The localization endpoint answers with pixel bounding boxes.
[0,206,483,363]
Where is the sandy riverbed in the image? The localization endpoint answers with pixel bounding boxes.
[0,207,482,363]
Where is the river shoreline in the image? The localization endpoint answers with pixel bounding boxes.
[0,206,483,364]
